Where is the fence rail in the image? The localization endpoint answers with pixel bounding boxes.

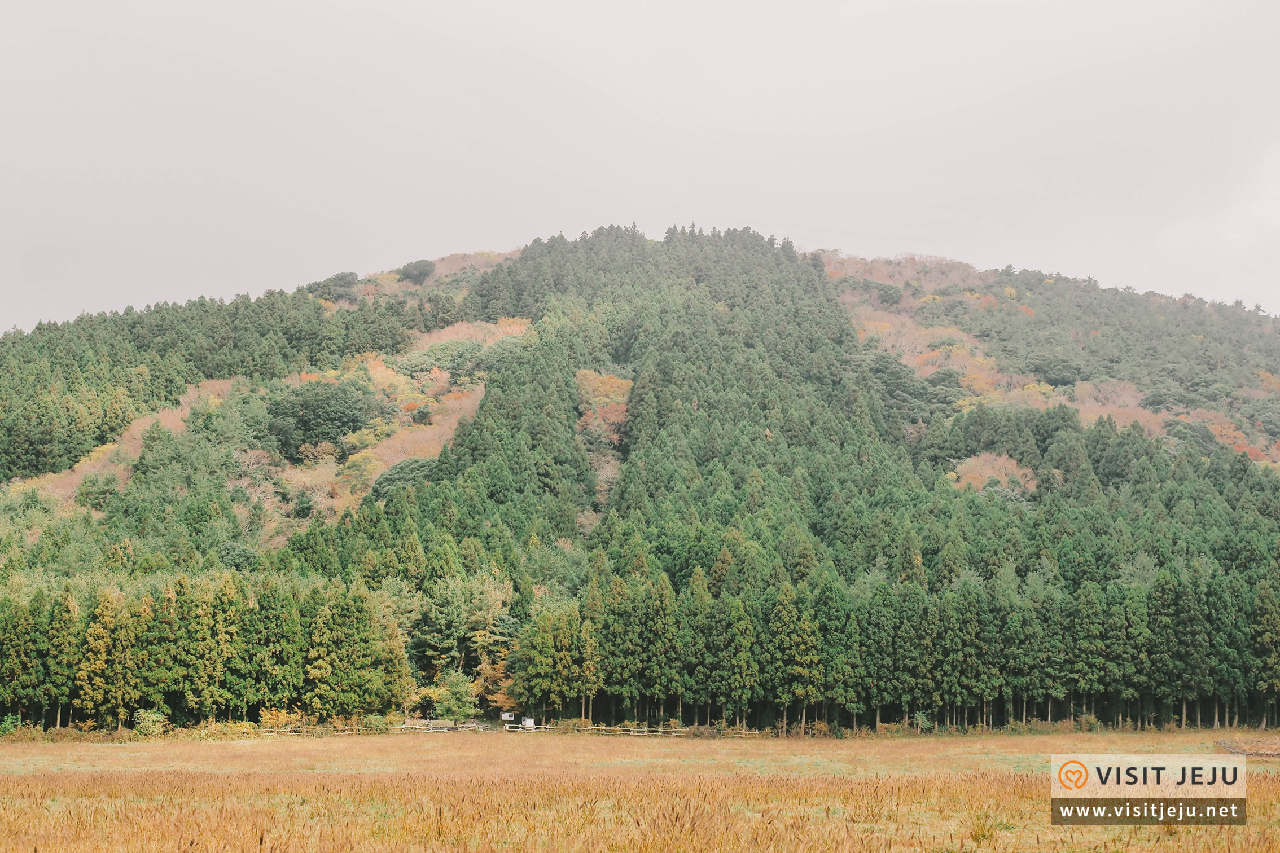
[261,721,764,737]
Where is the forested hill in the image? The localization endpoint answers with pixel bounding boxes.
[4,225,1280,736]
[829,253,1280,463]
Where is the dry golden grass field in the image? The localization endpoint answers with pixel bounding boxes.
[2,731,1279,852]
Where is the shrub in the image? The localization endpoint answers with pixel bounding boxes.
[75,472,119,510]
[395,340,483,379]
[291,490,314,519]
[425,670,479,722]
[306,272,360,302]
[397,260,436,286]
[370,458,434,501]
[133,709,169,738]
[216,540,260,571]
[0,714,19,736]
[268,380,389,463]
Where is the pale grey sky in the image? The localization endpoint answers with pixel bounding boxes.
[2,0,1277,330]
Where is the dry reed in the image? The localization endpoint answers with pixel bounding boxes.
[1,731,1277,852]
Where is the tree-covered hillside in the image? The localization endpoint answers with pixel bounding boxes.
[0,264,475,481]
[3,226,1280,735]
[830,254,1280,461]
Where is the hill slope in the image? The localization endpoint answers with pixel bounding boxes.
[2,226,1280,735]
[827,253,1280,461]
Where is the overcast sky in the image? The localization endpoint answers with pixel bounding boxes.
[2,0,1277,330]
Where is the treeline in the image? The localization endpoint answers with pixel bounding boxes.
[3,226,1280,732]
[506,552,1280,732]
[4,494,1277,733]
[0,573,410,729]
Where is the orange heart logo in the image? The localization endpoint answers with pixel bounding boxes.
[1058,761,1089,790]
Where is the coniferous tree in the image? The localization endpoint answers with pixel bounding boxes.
[137,588,184,717]
[639,572,679,721]
[1148,570,1186,726]
[1252,581,1280,728]
[0,597,39,722]
[862,581,898,729]
[1071,582,1107,719]
[45,588,82,728]
[675,567,714,724]
[710,595,759,728]
[599,575,640,721]
[808,568,861,728]
[764,583,822,735]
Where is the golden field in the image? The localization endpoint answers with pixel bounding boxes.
[2,731,1279,852]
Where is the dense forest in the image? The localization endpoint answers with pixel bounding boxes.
[4,226,1280,735]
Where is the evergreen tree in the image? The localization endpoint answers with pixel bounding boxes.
[638,572,679,720]
[1253,581,1280,727]
[1071,582,1107,718]
[764,583,822,735]
[675,567,714,723]
[45,588,82,728]
[710,595,759,727]
[0,597,39,722]
[808,568,862,728]
[862,581,898,729]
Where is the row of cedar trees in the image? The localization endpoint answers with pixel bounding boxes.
[7,543,1280,734]
[506,554,1280,734]
[0,575,411,730]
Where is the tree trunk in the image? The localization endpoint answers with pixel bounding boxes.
[801,704,807,737]
[56,703,62,729]
[581,695,585,721]
[875,705,881,732]
[781,704,788,737]
[677,695,682,724]
[1048,698,1052,724]
[1182,698,1187,730]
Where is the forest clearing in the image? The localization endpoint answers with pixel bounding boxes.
[1,730,1279,852]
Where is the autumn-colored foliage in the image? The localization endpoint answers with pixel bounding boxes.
[576,370,632,448]
[953,453,1037,492]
